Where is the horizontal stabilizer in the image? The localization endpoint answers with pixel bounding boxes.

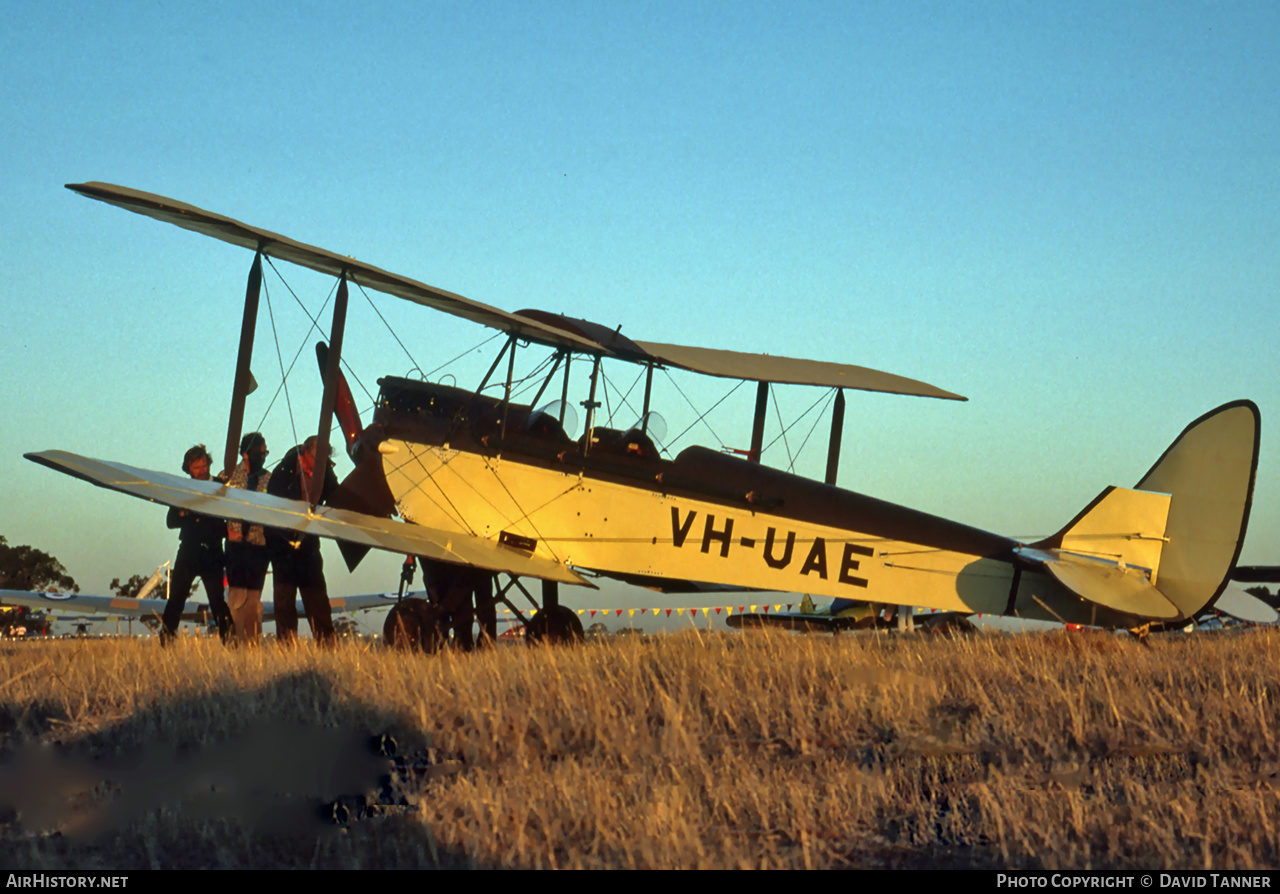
[25,450,589,586]
[1023,548,1181,620]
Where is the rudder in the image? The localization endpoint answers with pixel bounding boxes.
[1134,401,1260,619]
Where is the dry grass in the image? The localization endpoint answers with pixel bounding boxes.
[1,628,1277,869]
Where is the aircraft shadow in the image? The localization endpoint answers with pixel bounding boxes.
[0,669,498,870]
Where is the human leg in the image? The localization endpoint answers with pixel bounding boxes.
[162,548,195,642]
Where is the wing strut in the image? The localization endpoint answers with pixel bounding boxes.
[582,356,602,456]
[825,388,845,485]
[224,249,263,474]
[312,273,349,506]
[641,363,655,433]
[749,382,769,463]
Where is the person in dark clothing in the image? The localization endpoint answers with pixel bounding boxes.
[225,432,271,645]
[418,560,498,650]
[267,436,339,645]
[162,444,232,644]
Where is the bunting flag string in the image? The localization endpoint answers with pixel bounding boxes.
[484,601,853,627]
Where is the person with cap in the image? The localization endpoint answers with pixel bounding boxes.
[224,432,271,645]
[162,444,233,644]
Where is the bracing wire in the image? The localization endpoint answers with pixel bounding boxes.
[663,370,743,453]
[600,362,614,425]
[761,386,833,468]
[769,387,794,470]
[253,274,336,433]
[352,278,423,376]
[789,389,837,470]
[424,331,504,381]
[256,277,299,448]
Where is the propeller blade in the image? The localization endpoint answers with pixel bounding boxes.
[315,342,363,456]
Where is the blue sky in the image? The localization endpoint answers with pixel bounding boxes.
[2,1,1277,623]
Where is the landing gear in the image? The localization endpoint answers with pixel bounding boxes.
[383,599,445,652]
[523,580,584,646]
[525,604,584,645]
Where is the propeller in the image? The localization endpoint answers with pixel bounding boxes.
[315,342,363,458]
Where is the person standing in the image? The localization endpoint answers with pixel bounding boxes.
[224,432,271,645]
[267,436,338,645]
[163,444,232,644]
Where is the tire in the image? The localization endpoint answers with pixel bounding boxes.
[525,604,585,646]
[383,599,445,652]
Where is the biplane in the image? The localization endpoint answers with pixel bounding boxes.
[25,183,1262,645]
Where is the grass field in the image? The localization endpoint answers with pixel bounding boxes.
[1,628,1277,869]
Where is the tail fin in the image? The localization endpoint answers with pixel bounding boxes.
[1033,401,1259,621]
[1133,400,1259,618]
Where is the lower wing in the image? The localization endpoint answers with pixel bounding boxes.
[26,450,589,586]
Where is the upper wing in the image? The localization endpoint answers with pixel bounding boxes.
[66,182,606,355]
[26,450,591,586]
[68,183,965,400]
[634,341,966,399]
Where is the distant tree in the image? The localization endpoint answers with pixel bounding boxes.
[333,615,362,638]
[1245,586,1278,609]
[110,574,155,599]
[0,535,79,593]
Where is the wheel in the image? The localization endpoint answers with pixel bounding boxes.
[525,605,585,646]
[383,599,445,652]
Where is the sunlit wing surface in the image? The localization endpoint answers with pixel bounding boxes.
[67,182,966,400]
[25,450,589,586]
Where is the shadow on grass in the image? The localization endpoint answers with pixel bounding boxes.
[1,669,494,869]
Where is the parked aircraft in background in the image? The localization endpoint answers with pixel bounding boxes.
[0,588,421,633]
